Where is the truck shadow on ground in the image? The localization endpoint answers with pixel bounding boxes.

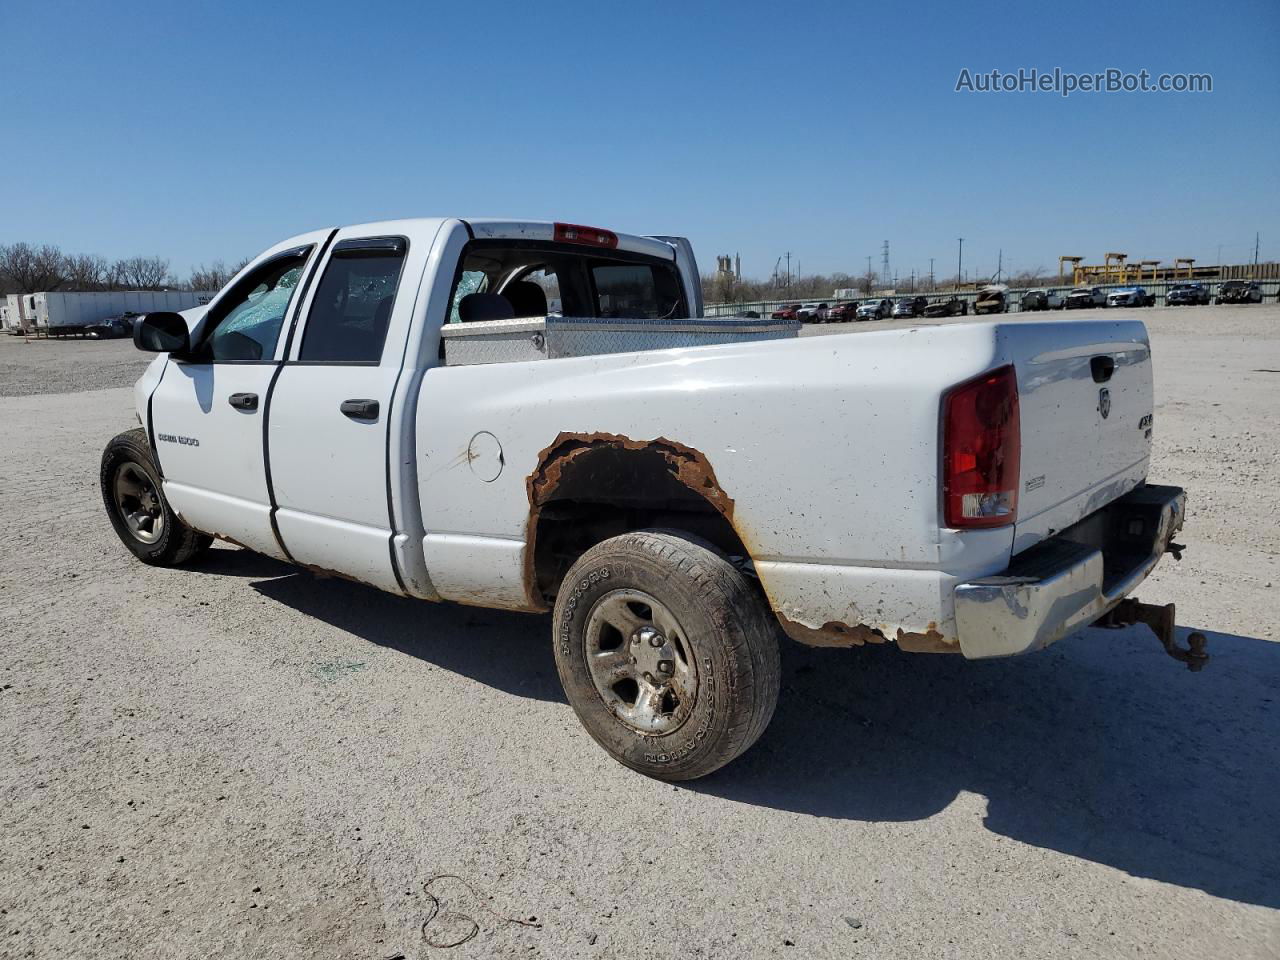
[212,551,1278,909]
[698,624,1280,910]
[235,557,565,704]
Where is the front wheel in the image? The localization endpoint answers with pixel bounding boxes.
[552,530,780,781]
[101,428,212,565]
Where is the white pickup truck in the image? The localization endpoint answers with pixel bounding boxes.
[101,218,1204,781]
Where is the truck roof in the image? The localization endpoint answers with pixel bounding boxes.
[280,218,675,261]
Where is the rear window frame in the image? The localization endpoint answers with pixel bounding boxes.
[444,239,686,325]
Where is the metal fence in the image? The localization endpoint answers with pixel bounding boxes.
[705,278,1280,317]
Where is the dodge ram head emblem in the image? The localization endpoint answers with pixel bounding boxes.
[1098,388,1111,419]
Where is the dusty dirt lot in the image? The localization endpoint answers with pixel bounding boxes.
[1,306,1278,959]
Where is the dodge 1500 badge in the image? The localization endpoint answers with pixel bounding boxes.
[101,218,1206,780]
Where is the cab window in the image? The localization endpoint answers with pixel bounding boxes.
[592,263,682,319]
[446,240,685,324]
[193,252,309,362]
[298,238,407,363]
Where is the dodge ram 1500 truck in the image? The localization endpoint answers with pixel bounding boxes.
[101,218,1205,781]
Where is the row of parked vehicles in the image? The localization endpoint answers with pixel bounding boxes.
[1024,280,1268,311]
[771,296,969,322]
[768,279,1270,324]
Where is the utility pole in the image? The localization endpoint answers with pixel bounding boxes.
[881,240,890,288]
[1255,232,1261,267]
[866,255,873,291]
[957,238,964,291]
[785,252,792,289]
[929,257,935,291]
[996,249,1002,284]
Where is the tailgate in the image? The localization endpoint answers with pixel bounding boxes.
[1002,319,1154,555]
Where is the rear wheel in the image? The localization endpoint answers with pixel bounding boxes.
[552,530,780,781]
[101,428,212,565]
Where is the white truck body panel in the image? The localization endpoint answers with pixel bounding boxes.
[268,219,449,594]
[413,317,1151,645]
[1012,326,1152,552]
[150,230,332,559]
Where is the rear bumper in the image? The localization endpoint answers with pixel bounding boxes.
[954,484,1185,659]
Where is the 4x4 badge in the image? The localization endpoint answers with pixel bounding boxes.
[1098,388,1111,420]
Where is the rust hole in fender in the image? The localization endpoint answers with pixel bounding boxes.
[524,432,740,607]
[527,432,735,522]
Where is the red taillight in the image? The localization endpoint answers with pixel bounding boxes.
[553,222,618,248]
[942,364,1020,529]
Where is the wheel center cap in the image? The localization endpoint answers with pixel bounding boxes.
[632,626,670,675]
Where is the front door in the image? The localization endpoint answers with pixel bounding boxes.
[150,240,322,558]
[267,231,422,593]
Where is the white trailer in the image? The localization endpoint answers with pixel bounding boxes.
[28,290,217,336]
[2,293,39,334]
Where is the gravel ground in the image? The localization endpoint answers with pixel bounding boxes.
[1,306,1278,959]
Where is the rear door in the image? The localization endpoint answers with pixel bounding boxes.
[149,238,326,557]
[267,227,432,593]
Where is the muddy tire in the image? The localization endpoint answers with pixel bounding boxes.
[101,428,211,566]
[552,530,780,781]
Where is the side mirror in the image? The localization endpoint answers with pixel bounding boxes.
[134,312,191,355]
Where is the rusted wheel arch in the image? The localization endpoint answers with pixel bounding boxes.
[524,432,747,608]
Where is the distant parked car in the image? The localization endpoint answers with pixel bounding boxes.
[1064,287,1107,310]
[85,314,134,339]
[771,303,801,320]
[1020,288,1064,311]
[856,298,893,320]
[825,301,859,322]
[1107,287,1154,308]
[922,296,968,317]
[891,296,929,318]
[1166,282,1210,306]
[973,284,1009,315]
[795,302,829,322]
[1215,280,1263,304]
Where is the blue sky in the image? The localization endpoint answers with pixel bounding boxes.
[2,0,1277,283]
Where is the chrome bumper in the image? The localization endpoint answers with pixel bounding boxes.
[954,485,1186,659]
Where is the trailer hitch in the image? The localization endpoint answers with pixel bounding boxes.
[1096,599,1209,672]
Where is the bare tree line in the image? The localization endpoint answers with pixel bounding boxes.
[0,242,248,295]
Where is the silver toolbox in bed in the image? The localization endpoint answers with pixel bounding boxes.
[441,315,799,366]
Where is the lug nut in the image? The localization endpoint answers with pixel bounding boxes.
[649,634,664,648]
[657,660,674,674]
